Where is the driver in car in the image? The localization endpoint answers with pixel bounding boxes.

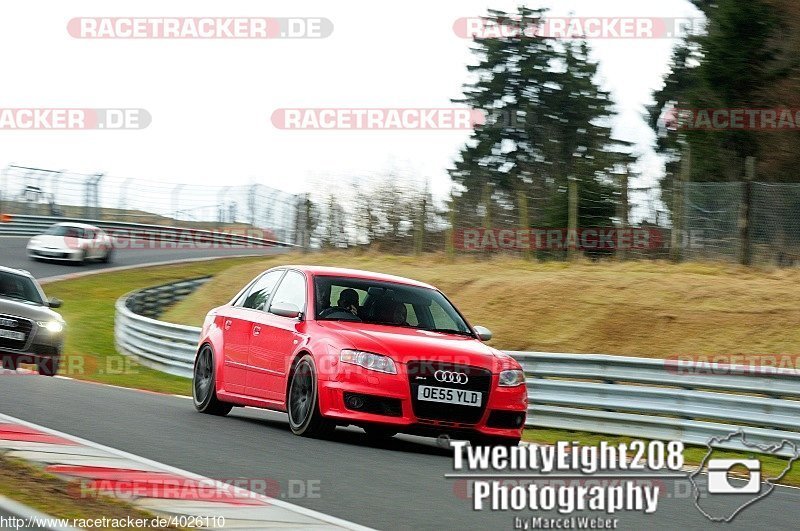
[337,288,360,316]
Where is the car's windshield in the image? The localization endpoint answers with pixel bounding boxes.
[0,271,44,304]
[314,276,473,336]
[44,225,86,238]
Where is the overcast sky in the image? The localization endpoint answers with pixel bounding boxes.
[1,0,702,215]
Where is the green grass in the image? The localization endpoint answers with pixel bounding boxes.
[38,256,268,395]
[524,427,800,487]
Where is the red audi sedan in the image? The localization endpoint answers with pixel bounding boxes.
[192,266,527,446]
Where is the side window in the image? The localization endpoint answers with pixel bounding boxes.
[242,270,284,310]
[270,271,307,314]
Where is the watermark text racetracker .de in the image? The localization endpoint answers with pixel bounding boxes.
[67,17,333,39]
[666,354,800,376]
[453,16,706,40]
[0,109,150,130]
[447,439,685,526]
[456,228,663,252]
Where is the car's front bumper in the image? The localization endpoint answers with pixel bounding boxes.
[317,360,527,439]
[27,245,84,261]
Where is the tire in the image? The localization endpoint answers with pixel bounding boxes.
[470,435,521,448]
[78,250,87,265]
[287,354,334,437]
[1,356,18,371]
[37,357,60,377]
[101,247,113,264]
[193,345,233,416]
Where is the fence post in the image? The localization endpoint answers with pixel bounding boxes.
[670,144,690,262]
[517,187,530,259]
[414,180,428,255]
[446,195,456,258]
[617,168,629,260]
[567,176,578,260]
[739,156,755,266]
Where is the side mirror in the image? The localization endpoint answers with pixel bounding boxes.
[270,302,301,319]
[48,297,63,309]
[473,325,492,341]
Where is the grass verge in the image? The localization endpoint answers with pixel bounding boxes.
[37,256,268,395]
[0,455,181,529]
[524,427,800,487]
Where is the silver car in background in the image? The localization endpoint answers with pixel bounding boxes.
[27,222,113,264]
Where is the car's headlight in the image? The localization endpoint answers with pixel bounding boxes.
[37,321,64,333]
[498,369,525,387]
[340,349,397,374]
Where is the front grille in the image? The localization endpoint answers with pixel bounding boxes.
[0,314,33,350]
[407,360,491,424]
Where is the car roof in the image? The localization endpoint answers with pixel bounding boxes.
[52,222,100,230]
[0,265,34,278]
[279,265,436,290]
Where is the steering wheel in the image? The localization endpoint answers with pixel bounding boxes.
[318,306,361,320]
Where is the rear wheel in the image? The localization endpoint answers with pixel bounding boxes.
[193,345,233,416]
[37,357,60,377]
[101,247,113,263]
[287,355,334,437]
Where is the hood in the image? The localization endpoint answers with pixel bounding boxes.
[317,321,515,371]
[0,297,63,322]
[29,235,81,250]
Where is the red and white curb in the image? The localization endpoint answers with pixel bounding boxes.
[0,413,373,530]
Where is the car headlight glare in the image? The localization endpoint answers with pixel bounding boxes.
[340,349,397,374]
[498,369,525,387]
[37,321,64,333]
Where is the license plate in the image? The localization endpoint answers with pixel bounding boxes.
[417,385,481,407]
[0,329,25,341]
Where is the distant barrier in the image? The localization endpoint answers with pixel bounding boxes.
[0,214,297,248]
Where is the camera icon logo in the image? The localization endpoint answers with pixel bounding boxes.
[707,459,761,494]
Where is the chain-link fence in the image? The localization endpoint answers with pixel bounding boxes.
[0,165,299,244]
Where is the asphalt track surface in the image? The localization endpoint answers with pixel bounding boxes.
[0,377,797,530]
[0,236,283,279]
[0,237,798,529]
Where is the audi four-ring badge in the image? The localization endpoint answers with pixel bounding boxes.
[192,266,528,446]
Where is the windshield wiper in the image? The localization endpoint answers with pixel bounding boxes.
[0,294,31,302]
[425,328,474,337]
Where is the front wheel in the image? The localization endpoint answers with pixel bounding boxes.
[37,357,60,377]
[193,345,233,416]
[287,355,334,437]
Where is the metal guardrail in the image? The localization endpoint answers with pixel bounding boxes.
[114,279,800,455]
[0,214,297,247]
[115,278,211,377]
[516,352,800,457]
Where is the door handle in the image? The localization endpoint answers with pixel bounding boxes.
[253,326,261,336]
[224,320,232,331]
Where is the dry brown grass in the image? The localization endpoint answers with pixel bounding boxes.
[160,252,800,358]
